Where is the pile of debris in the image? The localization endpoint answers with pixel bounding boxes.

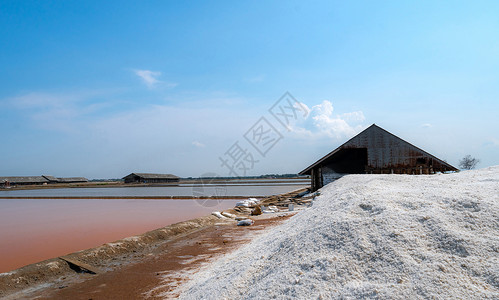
[235,188,314,214]
[210,210,255,226]
[258,188,316,208]
[210,188,314,226]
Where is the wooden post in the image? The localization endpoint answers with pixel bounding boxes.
[311,169,316,191]
[59,257,100,274]
[318,167,323,189]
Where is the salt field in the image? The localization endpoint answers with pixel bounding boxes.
[0,182,309,198]
[0,182,307,273]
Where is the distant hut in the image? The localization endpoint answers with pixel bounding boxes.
[299,124,458,191]
[57,177,89,183]
[0,176,49,186]
[0,175,88,187]
[123,173,180,184]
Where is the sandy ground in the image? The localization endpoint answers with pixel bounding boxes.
[1,212,295,299]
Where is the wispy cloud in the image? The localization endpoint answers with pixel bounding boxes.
[133,69,177,89]
[421,123,432,128]
[7,90,112,133]
[134,70,161,88]
[192,141,206,148]
[12,91,80,109]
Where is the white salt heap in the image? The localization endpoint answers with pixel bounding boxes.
[179,167,499,299]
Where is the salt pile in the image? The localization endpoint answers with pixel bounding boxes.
[179,167,499,299]
[236,198,260,208]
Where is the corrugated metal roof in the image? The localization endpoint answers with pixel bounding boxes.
[57,177,89,182]
[299,124,458,175]
[0,176,49,183]
[42,175,59,182]
[1,175,89,184]
[123,173,180,180]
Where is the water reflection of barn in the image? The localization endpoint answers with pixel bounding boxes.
[123,173,180,184]
[299,124,458,191]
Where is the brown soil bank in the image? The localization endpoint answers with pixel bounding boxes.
[0,214,295,299]
[38,214,293,299]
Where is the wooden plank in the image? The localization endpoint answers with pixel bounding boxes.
[59,257,100,274]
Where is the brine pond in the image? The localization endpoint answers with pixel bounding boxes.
[0,183,306,198]
[0,182,308,273]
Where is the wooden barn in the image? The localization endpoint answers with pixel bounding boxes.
[56,177,89,183]
[0,175,89,187]
[42,175,59,183]
[0,176,49,186]
[42,175,88,183]
[123,173,180,184]
[299,124,458,191]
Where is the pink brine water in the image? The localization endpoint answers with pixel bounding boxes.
[0,198,239,273]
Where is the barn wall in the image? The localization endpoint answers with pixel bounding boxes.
[321,166,344,187]
[124,176,179,184]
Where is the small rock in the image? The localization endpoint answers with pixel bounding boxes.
[251,206,262,216]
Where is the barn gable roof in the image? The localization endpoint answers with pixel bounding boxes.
[0,176,49,184]
[42,175,59,182]
[299,124,457,175]
[123,173,180,180]
[57,177,89,182]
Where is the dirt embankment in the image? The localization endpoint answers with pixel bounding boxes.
[33,214,295,299]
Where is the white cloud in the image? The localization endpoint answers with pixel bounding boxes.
[192,141,206,148]
[8,90,110,133]
[290,100,365,139]
[134,70,161,88]
[133,69,177,89]
[12,91,79,109]
[421,123,432,128]
[340,111,366,122]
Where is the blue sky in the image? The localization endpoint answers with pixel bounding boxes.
[1,1,498,179]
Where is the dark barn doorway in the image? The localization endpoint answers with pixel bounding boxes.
[322,148,368,174]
